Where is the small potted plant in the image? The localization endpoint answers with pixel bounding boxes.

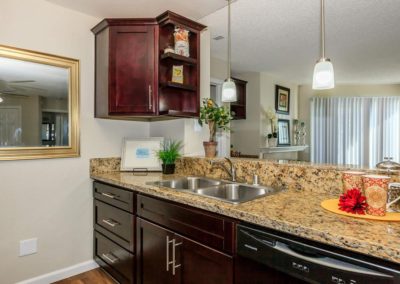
[267,132,278,147]
[198,98,232,157]
[155,139,183,174]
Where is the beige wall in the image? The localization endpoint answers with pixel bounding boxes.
[1,95,41,146]
[298,84,400,161]
[0,1,151,283]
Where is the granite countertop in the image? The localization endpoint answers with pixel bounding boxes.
[91,171,400,265]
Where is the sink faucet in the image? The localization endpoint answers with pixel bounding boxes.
[210,158,237,182]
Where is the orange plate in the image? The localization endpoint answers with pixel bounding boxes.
[320,199,400,221]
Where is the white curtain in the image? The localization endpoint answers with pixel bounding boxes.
[311,97,400,167]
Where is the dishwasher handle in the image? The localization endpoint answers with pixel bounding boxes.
[274,240,391,278]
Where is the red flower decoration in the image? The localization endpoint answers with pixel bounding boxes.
[338,188,368,215]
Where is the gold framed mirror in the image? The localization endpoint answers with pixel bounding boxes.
[0,45,79,160]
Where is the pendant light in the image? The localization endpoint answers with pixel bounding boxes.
[221,0,237,102]
[312,0,335,90]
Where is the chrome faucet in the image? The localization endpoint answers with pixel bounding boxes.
[210,158,237,182]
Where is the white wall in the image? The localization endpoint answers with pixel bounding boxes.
[230,72,261,155]
[0,1,150,283]
[298,84,400,161]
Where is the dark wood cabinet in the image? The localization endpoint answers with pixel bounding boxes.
[137,218,233,284]
[93,181,136,283]
[92,11,206,120]
[230,78,247,120]
[108,25,157,115]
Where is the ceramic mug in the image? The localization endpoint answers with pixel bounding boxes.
[362,175,391,216]
[342,171,365,193]
[387,183,400,212]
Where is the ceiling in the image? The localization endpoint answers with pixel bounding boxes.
[45,0,400,85]
[0,57,68,99]
[201,0,400,85]
[46,0,227,20]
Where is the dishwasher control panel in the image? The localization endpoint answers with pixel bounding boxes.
[237,224,400,284]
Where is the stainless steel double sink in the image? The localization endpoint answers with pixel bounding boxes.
[147,176,283,204]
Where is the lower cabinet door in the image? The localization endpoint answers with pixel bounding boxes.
[176,234,233,284]
[137,218,176,284]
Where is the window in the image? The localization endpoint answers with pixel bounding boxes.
[310,97,400,167]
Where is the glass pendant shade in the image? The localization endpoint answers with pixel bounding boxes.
[312,59,335,90]
[221,79,237,102]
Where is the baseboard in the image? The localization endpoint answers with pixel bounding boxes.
[16,260,99,284]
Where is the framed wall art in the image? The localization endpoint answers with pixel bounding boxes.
[277,119,291,146]
[275,85,290,114]
[121,137,163,171]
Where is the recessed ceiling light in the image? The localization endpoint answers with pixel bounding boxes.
[213,35,224,40]
[0,97,3,103]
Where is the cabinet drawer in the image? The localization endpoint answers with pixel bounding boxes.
[137,194,235,254]
[93,181,135,213]
[94,232,134,284]
[95,200,134,252]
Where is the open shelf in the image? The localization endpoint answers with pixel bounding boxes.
[160,52,197,65]
[160,82,197,91]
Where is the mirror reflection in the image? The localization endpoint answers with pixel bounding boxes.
[205,1,400,168]
[0,57,69,147]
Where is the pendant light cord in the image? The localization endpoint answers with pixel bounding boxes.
[321,0,325,59]
[227,0,232,79]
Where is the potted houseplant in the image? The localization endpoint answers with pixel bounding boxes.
[155,139,183,174]
[267,133,278,147]
[198,98,232,157]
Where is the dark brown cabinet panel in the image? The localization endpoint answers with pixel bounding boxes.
[230,78,247,120]
[92,11,206,120]
[137,218,233,284]
[93,182,136,283]
[94,232,135,284]
[94,200,135,252]
[109,25,156,114]
[93,181,135,213]
[137,194,235,254]
[136,218,176,284]
[177,233,233,284]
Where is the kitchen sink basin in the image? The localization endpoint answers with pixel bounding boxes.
[148,176,225,190]
[148,177,283,204]
[193,183,278,204]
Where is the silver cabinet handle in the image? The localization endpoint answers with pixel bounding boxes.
[166,235,174,271]
[172,239,182,276]
[101,192,116,199]
[102,219,119,227]
[102,253,118,264]
[148,85,152,110]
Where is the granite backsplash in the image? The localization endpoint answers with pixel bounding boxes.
[90,157,400,195]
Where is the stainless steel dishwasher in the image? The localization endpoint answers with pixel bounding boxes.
[236,224,400,284]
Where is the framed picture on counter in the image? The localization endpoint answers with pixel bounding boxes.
[121,137,163,171]
[275,85,290,114]
[277,119,291,146]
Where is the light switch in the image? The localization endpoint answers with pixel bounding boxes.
[19,238,37,256]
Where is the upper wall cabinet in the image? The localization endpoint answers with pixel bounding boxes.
[92,11,206,121]
[230,78,247,120]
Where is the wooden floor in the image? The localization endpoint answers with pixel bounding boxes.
[53,268,116,284]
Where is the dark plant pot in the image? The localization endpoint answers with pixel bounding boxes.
[162,164,175,174]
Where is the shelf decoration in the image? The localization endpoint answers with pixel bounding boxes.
[338,188,368,215]
[172,65,184,84]
[174,27,190,57]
